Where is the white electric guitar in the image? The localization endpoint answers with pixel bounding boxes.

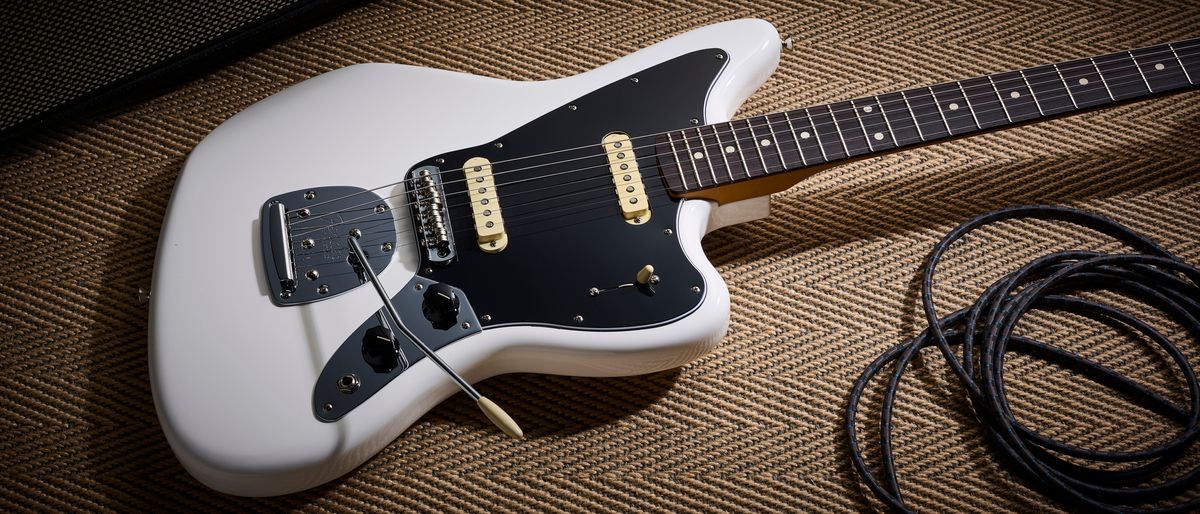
[150,19,1199,496]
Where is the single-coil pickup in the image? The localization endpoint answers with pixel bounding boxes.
[463,157,508,253]
[601,132,651,224]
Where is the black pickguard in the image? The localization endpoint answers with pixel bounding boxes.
[314,49,728,420]
[417,48,728,329]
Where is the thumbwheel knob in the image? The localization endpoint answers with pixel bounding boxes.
[421,283,460,330]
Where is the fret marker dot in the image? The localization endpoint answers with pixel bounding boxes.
[1155,63,1165,71]
[863,106,873,113]
[1078,78,1089,85]
[693,151,704,159]
[1010,91,1021,99]
[725,145,735,153]
[874,132,884,141]
[760,139,771,147]
[948,103,959,110]
[800,131,810,139]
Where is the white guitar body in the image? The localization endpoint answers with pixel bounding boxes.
[150,19,780,496]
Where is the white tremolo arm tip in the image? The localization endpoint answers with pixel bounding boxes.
[478,397,524,439]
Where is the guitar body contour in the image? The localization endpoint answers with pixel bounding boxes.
[150,19,781,496]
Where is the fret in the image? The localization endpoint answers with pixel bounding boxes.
[1127,51,1154,92]
[991,71,1040,121]
[1131,45,1192,93]
[1024,65,1074,115]
[856,97,897,151]
[701,125,736,183]
[829,102,871,156]
[1092,52,1149,100]
[848,100,875,151]
[955,81,983,129]
[729,121,767,176]
[782,111,810,166]
[1170,42,1197,84]
[1052,64,1079,109]
[794,108,828,162]
[808,107,846,160]
[1089,58,1117,100]
[1017,70,1045,115]
[678,128,709,188]
[897,90,921,142]
[661,133,689,192]
[886,91,923,145]
[960,77,1008,128]
[987,75,1014,122]
[745,118,783,173]
[904,88,950,139]
[1059,58,1111,107]
[766,113,802,169]
[929,83,977,135]
[690,126,721,187]
[715,122,751,181]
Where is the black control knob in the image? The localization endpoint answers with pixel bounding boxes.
[362,326,401,373]
[421,282,460,330]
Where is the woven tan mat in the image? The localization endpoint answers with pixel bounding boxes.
[2,0,1199,511]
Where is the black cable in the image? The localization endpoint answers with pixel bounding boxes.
[846,205,1200,513]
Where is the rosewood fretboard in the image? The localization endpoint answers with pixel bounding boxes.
[656,39,1200,195]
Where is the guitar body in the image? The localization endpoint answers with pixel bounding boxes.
[150,19,780,496]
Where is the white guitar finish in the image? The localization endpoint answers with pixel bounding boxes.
[149,19,780,496]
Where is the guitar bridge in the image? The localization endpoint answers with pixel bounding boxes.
[407,165,457,264]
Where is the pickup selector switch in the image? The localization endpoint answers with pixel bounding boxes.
[422,283,460,330]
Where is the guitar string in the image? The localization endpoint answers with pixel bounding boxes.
[287,54,1163,255]
[286,44,1200,225]
[285,46,1200,234]
[289,67,1198,245]
[284,41,1200,220]
[286,66,1196,243]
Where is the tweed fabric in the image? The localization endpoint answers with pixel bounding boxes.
[2,0,1199,512]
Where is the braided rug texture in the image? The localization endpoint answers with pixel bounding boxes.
[2,0,1198,511]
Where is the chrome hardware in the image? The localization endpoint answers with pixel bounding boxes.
[261,185,397,306]
[267,202,296,297]
[407,165,457,264]
[335,374,360,394]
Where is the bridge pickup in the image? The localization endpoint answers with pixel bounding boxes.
[463,157,508,253]
[602,132,651,224]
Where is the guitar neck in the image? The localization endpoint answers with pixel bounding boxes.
[657,38,1200,201]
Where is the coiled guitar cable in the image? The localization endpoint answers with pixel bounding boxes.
[846,205,1200,513]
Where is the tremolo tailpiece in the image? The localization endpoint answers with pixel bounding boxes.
[259,186,397,306]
